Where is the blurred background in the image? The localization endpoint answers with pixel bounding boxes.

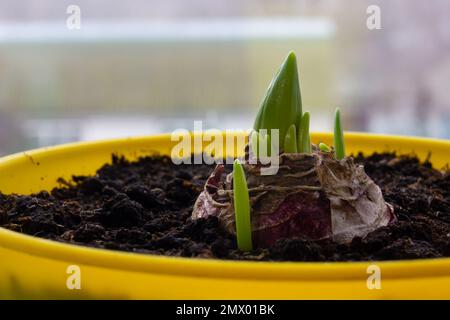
[0,0,449,155]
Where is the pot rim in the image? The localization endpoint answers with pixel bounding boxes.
[1,132,449,281]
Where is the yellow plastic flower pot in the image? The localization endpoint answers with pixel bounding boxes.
[0,132,449,299]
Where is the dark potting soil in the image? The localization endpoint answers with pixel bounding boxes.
[0,153,449,262]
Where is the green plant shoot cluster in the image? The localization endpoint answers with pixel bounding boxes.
[251,51,345,159]
[234,52,347,251]
[253,51,302,149]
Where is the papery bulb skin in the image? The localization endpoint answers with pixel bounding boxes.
[192,149,395,247]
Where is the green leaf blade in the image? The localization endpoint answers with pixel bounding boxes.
[283,124,298,153]
[250,130,259,157]
[253,51,302,148]
[334,108,345,160]
[233,159,253,252]
[258,132,271,157]
[298,112,311,153]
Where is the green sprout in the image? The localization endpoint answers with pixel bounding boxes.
[250,130,259,156]
[283,124,298,153]
[251,51,320,158]
[298,112,311,153]
[334,108,345,160]
[258,132,271,157]
[319,142,331,152]
[233,159,253,251]
[253,51,302,148]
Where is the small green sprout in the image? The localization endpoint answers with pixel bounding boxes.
[298,112,311,153]
[319,142,331,152]
[250,130,259,156]
[233,159,253,251]
[250,131,273,158]
[334,108,345,160]
[258,132,271,157]
[283,124,298,153]
[253,51,302,148]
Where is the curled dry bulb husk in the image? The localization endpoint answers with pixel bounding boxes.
[192,147,395,246]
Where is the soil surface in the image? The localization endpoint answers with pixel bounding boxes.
[0,153,449,261]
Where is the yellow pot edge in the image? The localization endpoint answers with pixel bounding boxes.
[0,132,449,283]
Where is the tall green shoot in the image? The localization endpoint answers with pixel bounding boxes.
[233,159,253,251]
[283,124,298,153]
[298,112,311,153]
[253,51,302,148]
[334,108,345,160]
